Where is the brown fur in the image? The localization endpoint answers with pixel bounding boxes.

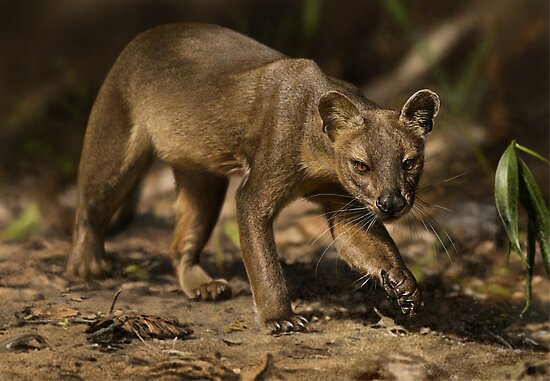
[67,23,440,333]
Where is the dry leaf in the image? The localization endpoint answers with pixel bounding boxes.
[223,320,248,333]
[87,314,192,345]
[32,306,79,319]
[16,306,79,321]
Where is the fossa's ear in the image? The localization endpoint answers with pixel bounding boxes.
[399,89,440,134]
[318,91,363,141]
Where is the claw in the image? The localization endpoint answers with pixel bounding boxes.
[380,270,388,286]
[380,268,423,317]
[191,289,202,301]
[266,315,309,335]
[282,321,294,332]
[400,288,417,298]
[389,277,405,289]
[190,280,232,302]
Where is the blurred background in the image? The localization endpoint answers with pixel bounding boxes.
[0,0,548,249]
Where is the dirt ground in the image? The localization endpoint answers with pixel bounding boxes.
[1,158,549,381]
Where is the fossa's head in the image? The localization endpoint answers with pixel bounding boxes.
[319,89,440,221]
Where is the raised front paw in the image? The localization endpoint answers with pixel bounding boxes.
[264,315,308,335]
[191,279,232,301]
[380,268,423,317]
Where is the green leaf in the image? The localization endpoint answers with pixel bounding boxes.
[519,159,550,277]
[515,143,550,165]
[1,202,41,241]
[124,264,150,281]
[495,142,522,255]
[521,219,537,315]
[58,318,71,330]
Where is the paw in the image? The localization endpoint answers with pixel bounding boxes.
[66,256,111,279]
[380,268,423,317]
[191,279,232,301]
[264,315,308,335]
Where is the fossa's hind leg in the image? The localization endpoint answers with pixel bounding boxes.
[67,86,152,278]
[171,170,230,301]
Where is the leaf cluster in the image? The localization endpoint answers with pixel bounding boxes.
[495,141,549,313]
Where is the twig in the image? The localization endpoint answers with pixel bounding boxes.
[109,289,123,315]
[68,317,98,324]
[13,319,52,326]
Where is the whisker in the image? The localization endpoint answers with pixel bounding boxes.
[310,207,373,248]
[303,193,356,202]
[421,208,459,257]
[366,215,377,232]
[317,205,372,219]
[411,208,440,258]
[403,212,421,240]
[316,197,361,222]
[333,212,374,244]
[315,212,373,278]
[427,220,453,264]
[352,275,372,292]
[444,229,459,255]
[327,212,375,255]
[330,213,377,266]
[346,217,375,246]
[413,203,456,262]
[416,196,455,213]
[417,171,469,193]
[350,273,370,287]
[309,198,361,247]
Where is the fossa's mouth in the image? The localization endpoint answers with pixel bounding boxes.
[350,200,407,223]
[375,205,412,222]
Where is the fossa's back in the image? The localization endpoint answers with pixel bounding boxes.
[96,23,335,174]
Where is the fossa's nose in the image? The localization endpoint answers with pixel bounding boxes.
[376,191,405,215]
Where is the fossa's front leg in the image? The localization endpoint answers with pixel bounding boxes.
[323,201,423,316]
[236,174,307,334]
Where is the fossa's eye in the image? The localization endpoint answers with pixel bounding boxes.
[402,158,415,171]
[352,160,370,173]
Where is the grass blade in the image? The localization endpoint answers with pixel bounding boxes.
[519,159,550,277]
[495,142,522,256]
[515,143,550,165]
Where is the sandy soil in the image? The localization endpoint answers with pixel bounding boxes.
[0,167,549,381]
